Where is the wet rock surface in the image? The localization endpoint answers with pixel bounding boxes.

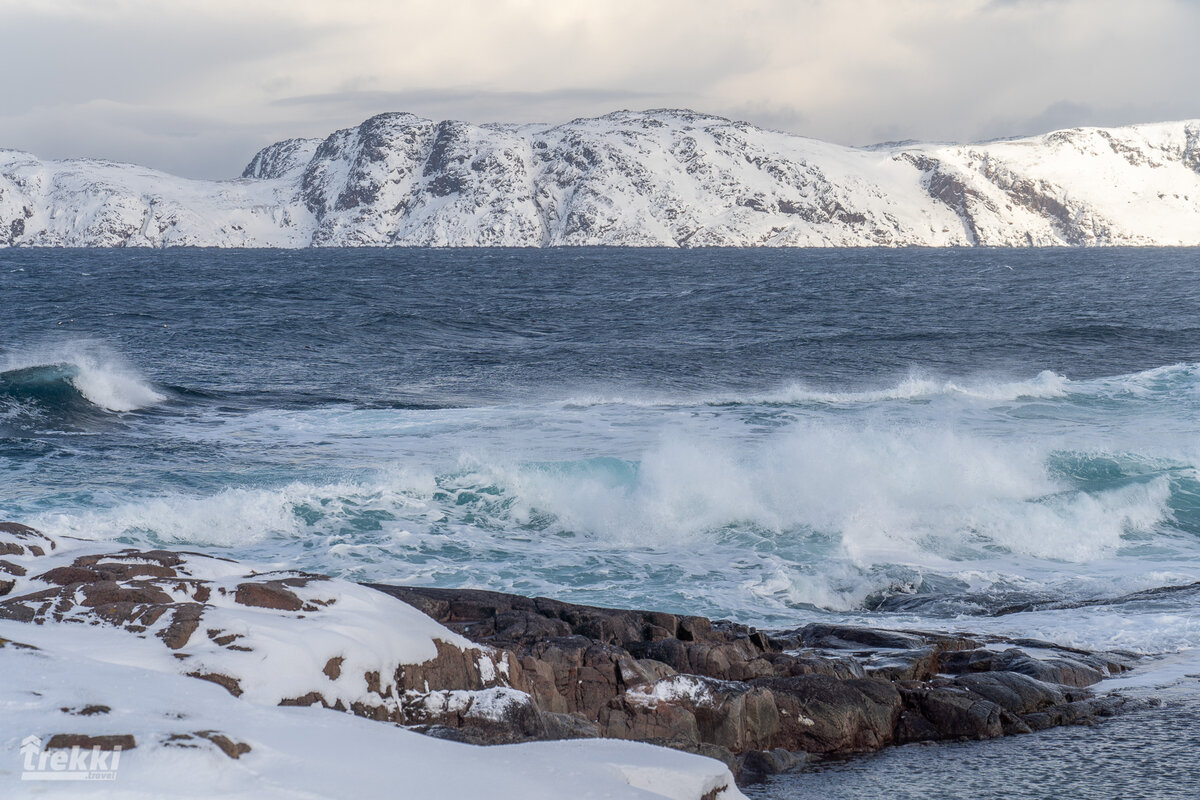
[0,522,1150,787]
[369,584,1144,782]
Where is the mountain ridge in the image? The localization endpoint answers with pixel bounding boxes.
[2,109,1199,247]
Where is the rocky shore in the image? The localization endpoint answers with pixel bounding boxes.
[0,521,1151,790]
[370,585,1145,781]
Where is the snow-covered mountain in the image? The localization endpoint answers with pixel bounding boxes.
[3,110,1199,247]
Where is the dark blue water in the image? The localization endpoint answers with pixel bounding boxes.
[4,248,1199,406]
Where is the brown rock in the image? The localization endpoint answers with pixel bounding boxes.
[279,691,325,707]
[61,705,111,716]
[0,636,38,650]
[990,648,1106,688]
[35,566,102,585]
[194,730,252,759]
[633,637,772,682]
[862,646,939,681]
[406,689,548,744]
[186,672,244,697]
[600,696,701,743]
[950,671,1066,714]
[158,603,205,650]
[739,747,813,780]
[398,639,519,696]
[0,522,55,557]
[898,685,1003,742]
[234,582,304,611]
[75,549,187,570]
[93,562,180,581]
[750,675,902,753]
[81,580,173,607]
[45,734,135,751]
[518,637,629,717]
[760,651,865,680]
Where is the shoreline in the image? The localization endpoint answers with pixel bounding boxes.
[367,583,1154,782]
[0,521,1161,793]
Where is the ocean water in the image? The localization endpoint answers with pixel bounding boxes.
[744,687,1200,800]
[5,247,1200,794]
[3,248,1200,652]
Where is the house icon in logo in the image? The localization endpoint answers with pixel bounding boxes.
[20,735,43,772]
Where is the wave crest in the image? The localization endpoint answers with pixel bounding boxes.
[24,424,1189,618]
[562,369,1071,409]
[1,344,165,413]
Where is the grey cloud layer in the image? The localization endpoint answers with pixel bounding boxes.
[0,0,1196,179]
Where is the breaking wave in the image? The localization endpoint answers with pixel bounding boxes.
[26,421,1196,621]
[563,369,1071,408]
[0,344,165,416]
[561,363,1200,410]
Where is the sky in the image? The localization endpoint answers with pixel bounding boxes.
[1,0,1197,179]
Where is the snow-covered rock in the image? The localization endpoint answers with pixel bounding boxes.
[2,110,1199,248]
[0,623,742,799]
[0,522,743,799]
[0,523,522,724]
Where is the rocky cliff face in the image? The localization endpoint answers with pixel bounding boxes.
[3,110,1199,248]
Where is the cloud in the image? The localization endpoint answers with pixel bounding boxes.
[0,100,285,179]
[270,88,672,125]
[0,0,1196,178]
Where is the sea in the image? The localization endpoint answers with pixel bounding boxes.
[3,247,1199,797]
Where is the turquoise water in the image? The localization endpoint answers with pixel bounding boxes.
[1,248,1198,652]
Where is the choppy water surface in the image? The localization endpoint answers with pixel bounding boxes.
[3,248,1200,647]
[745,686,1200,800]
[5,246,1199,795]
[4,248,1200,630]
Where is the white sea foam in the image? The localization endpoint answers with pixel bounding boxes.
[16,358,1200,665]
[559,363,1200,410]
[560,369,1072,409]
[754,369,1072,404]
[487,423,1175,565]
[29,419,1191,621]
[1080,361,1200,399]
[29,475,436,548]
[1,341,165,411]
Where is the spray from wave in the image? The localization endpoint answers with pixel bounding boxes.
[755,369,1071,404]
[0,342,165,414]
[22,419,1192,618]
[562,368,1072,409]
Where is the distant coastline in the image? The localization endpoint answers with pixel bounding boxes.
[2,110,1199,249]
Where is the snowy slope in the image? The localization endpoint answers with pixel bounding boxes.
[1,622,741,800]
[2,111,1199,247]
[0,526,742,799]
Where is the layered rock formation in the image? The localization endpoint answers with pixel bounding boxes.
[371,585,1145,780]
[2,111,1199,247]
[0,521,1153,787]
